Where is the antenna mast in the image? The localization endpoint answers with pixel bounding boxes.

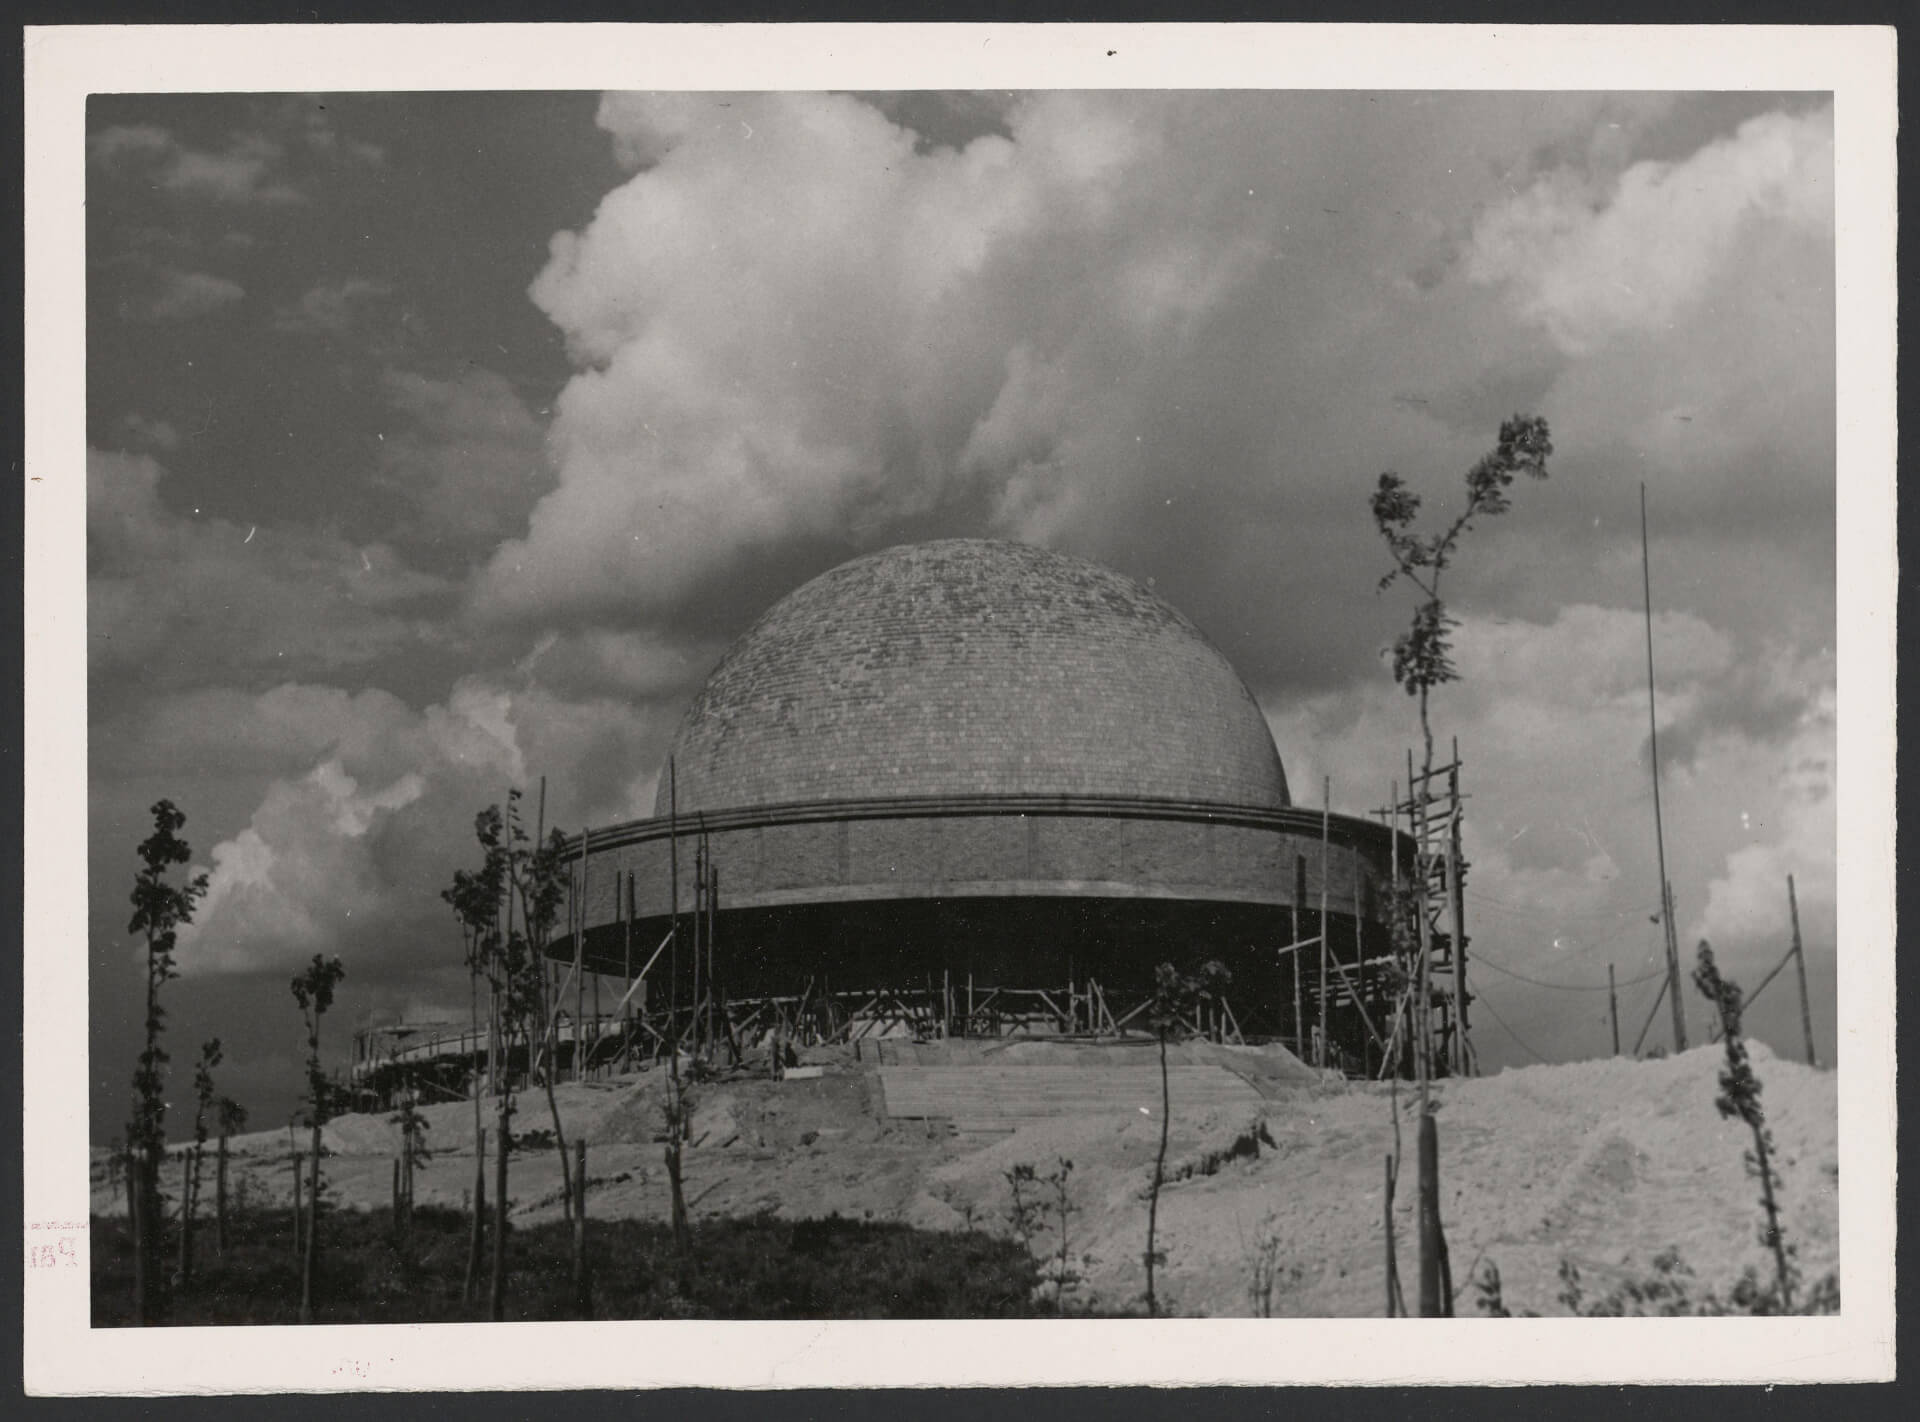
[1641,484,1687,1053]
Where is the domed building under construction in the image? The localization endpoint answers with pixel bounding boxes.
[530,538,1468,1076]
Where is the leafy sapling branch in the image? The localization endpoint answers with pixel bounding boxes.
[125,799,209,1325]
[1143,959,1230,1317]
[291,953,347,1324]
[1005,1157,1085,1312]
[1692,939,1796,1311]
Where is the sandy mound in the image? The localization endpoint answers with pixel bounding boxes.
[94,1042,1837,1317]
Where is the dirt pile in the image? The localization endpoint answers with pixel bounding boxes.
[92,1041,1837,1317]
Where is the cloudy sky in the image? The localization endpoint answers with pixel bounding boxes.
[84,88,1838,1135]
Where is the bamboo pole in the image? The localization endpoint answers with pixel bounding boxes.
[1352,847,1370,1077]
[1641,485,1687,1053]
[1448,737,1470,1076]
[669,758,679,1069]
[692,838,704,1058]
[1291,854,1305,1060]
[1319,777,1331,1069]
[1632,972,1671,1057]
[1383,1153,1398,1317]
[707,847,717,1056]
[576,827,589,1080]
[623,872,634,1074]
[1387,780,1401,1078]
[1789,874,1816,1067]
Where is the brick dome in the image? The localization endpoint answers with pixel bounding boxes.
[657,539,1289,814]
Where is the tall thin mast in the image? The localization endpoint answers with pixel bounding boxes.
[1641,484,1687,1053]
[669,757,679,1070]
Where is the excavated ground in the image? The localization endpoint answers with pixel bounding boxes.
[91,1039,1839,1317]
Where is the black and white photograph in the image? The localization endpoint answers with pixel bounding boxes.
[23,21,1896,1392]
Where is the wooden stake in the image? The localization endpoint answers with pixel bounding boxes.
[1608,964,1621,1056]
[1789,874,1817,1067]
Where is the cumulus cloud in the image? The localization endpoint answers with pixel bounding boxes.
[173,676,669,977]
[478,91,1561,634]
[118,413,180,451]
[373,366,552,545]
[130,269,245,322]
[1467,106,1832,356]
[87,448,449,688]
[90,123,307,205]
[1264,601,1834,1063]
[273,276,392,334]
[467,92,1829,717]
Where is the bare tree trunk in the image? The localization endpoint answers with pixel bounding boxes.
[1413,682,1451,1317]
[463,1127,486,1305]
[1383,1154,1399,1316]
[1145,1031,1171,1317]
[1417,1112,1445,1316]
[490,1094,510,1321]
[541,1061,573,1225]
[176,1149,195,1287]
[300,1124,320,1323]
[1753,1127,1794,1309]
[665,1078,690,1259]
[572,1139,591,1319]
[215,1133,228,1256]
[130,1148,148,1327]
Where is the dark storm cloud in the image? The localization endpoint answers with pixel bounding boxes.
[371,366,553,548]
[87,448,454,695]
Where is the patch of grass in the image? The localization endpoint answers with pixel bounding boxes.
[91,1205,1047,1324]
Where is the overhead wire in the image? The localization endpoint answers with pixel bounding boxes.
[1472,990,1551,1065]
[1469,952,1667,994]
